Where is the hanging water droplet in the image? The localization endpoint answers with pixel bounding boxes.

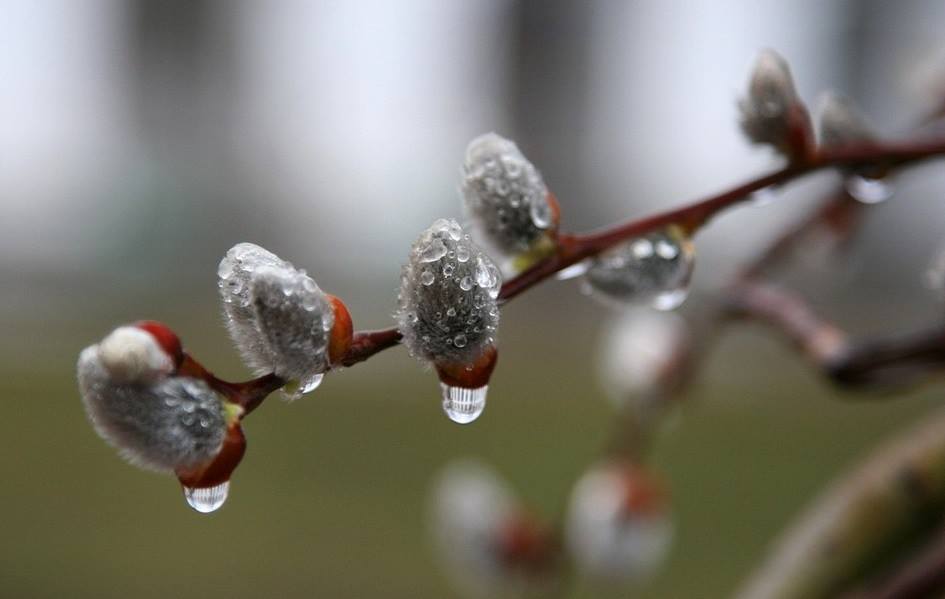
[300,373,324,394]
[420,239,449,263]
[420,270,435,286]
[281,372,324,400]
[459,276,474,291]
[183,481,229,513]
[845,175,893,204]
[441,384,487,424]
[583,226,694,311]
[555,260,591,281]
[456,245,470,263]
[453,333,467,348]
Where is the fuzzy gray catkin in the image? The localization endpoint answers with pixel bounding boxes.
[818,92,874,147]
[77,330,227,473]
[461,133,554,255]
[397,219,501,366]
[738,49,801,148]
[218,242,334,386]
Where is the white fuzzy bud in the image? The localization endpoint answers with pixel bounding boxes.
[78,342,227,473]
[461,133,555,256]
[818,92,874,148]
[565,463,673,584]
[397,219,501,366]
[739,49,801,148]
[218,243,334,389]
[598,309,690,408]
[97,326,174,385]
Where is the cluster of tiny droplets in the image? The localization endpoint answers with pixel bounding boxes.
[217,243,333,397]
[738,49,799,147]
[583,226,695,311]
[397,218,501,365]
[77,345,227,473]
[461,133,553,254]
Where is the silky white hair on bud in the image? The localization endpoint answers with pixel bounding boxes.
[739,49,800,148]
[565,464,673,584]
[598,309,689,408]
[429,459,517,598]
[97,326,174,385]
[818,92,874,147]
[397,219,501,366]
[78,344,227,473]
[461,133,553,256]
[218,243,333,391]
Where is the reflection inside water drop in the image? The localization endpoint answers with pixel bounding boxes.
[183,481,230,513]
[582,226,694,311]
[281,373,325,400]
[441,384,488,424]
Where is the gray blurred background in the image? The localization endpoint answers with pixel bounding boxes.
[2,1,945,597]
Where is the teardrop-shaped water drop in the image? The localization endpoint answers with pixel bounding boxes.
[281,373,324,400]
[300,373,325,394]
[183,481,229,513]
[845,175,893,204]
[441,384,487,424]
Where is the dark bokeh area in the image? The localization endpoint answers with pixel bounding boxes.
[2,1,945,597]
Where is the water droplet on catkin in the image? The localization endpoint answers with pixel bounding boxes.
[183,481,229,513]
[441,384,487,424]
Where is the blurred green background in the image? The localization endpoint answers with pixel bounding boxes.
[2,285,942,598]
[3,1,945,597]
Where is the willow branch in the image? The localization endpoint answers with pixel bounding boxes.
[338,136,945,367]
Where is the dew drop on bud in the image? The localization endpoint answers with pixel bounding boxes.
[844,175,893,204]
[583,226,694,311]
[529,196,553,229]
[420,239,449,263]
[441,384,487,424]
[421,270,435,286]
[183,481,229,513]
